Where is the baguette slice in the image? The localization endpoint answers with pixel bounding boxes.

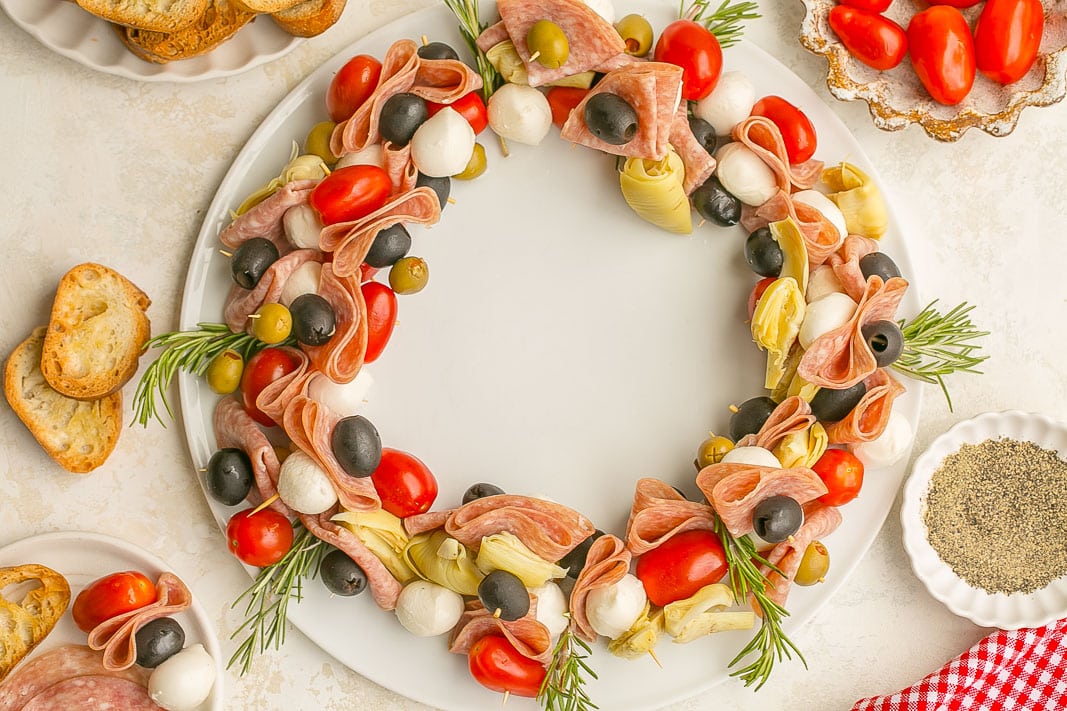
[0,564,71,683]
[74,0,209,32]
[40,263,150,401]
[270,0,345,37]
[4,328,122,473]
[120,0,256,63]
[234,0,302,13]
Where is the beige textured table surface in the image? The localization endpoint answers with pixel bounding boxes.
[2,1,1065,709]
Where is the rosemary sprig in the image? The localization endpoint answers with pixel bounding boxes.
[538,624,598,711]
[893,300,989,412]
[714,516,805,690]
[682,0,762,48]
[228,523,330,675]
[443,0,503,101]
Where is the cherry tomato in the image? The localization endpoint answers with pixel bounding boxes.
[326,54,383,123]
[427,91,489,134]
[240,347,301,427]
[840,0,892,11]
[653,20,723,100]
[634,529,727,607]
[812,448,865,506]
[370,448,438,518]
[974,0,1044,85]
[749,96,818,165]
[927,0,983,7]
[226,507,294,567]
[747,276,777,320]
[359,262,379,283]
[468,634,546,698]
[309,165,392,226]
[828,6,908,72]
[361,280,397,363]
[545,86,589,127]
[72,571,157,633]
[907,6,976,106]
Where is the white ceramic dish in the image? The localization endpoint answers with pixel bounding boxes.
[0,530,224,710]
[0,0,300,82]
[176,3,921,708]
[902,410,1067,630]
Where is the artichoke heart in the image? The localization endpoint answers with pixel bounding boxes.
[663,583,754,643]
[332,509,416,585]
[485,40,596,89]
[619,147,692,235]
[475,532,566,588]
[751,276,806,391]
[823,162,888,240]
[769,218,809,294]
[608,603,663,659]
[773,422,829,469]
[235,144,329,216]
[402,530,484,596]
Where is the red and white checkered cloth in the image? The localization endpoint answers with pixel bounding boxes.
[851,618,1067,711]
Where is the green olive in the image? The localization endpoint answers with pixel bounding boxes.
[305,121,338,166]
[454,143,487,181]
[526,20,569,69]
[205,349,244,395]
[696,434,734,467]
[615,14,653,57]
[251,302,293,344]
[794,540,830,586]
[389,256,429,295]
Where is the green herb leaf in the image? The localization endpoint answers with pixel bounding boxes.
[538,624,599,711]
[681,0,762,48]
[443,0,503,101]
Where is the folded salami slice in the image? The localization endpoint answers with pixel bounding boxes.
[19,676,159,711]
[668,104,717,196]
[797,275,909,389]
[826,368,906,445]
[0,645,149,711]
[739,190,843,268]
[382,141,418,195]
[223,249,324,332]
[560,62,683,160]
[695,462,828,538]
[219,179,318,253]
[733,117,823,196]
[299,510,402,610]
[300,263,368,384]
[496,0,626,87]
[442,494,595,563]
[624,478,715,557]
[213,398,292,517]
[568,534,631,643]
[756,501,842,609]
[476,20,510,53]
[828,234,880,302]
[87,573,193,671]
[736,396,816,452]
[448,599,553,664]
[402,509,451,537]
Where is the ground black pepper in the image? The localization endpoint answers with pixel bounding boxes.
[922,437,1067,595]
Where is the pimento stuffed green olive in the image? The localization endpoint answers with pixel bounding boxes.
[467,634,547,698]
[634,529,728,607]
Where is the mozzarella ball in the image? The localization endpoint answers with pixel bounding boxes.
[148,644,216,711]
[581,0,615,22]
[793,189,847,247]
[531,582,569,639]
[721,445,782,468]
[854,410,913,467]
[585,573,646,640]
[308,369,374,415]
[806,264,845,304]
[277,450,338,514]
[487,83,552,146]
[799,292,858,349]
[283,203,323,250]
[334,143,384,170]
[715,142,777,207]
[692,71,756,135]
[410,107,476,178]
[395,580,465,636]
[279,260,322,307]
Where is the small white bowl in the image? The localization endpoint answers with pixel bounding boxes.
[901,410,1067,629]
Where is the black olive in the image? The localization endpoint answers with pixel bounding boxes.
[477,570,530,621]
[744,226,784,277]
[320,549,368,596]
[688,117,718,155]
[205,448,254,506]
[417,41,460,61]
[231,238,279,290]
[378,92,428,147]
[559,529,605,578]
[365,224,412,268]
[729,396,778,441]
[331,415,382,478]
[692,176,742,227]
[752,495,803,543]
[859,252,902,282]
[134,617,185,668]
[583,93,639,145]
[289,293,336,346]
[416,172,451,209]
[862,319,905,367]
[810,381,868,423]
[462,482,505,504]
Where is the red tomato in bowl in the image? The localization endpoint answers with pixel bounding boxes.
[813,448,865,506]
[927,0,983,7]
[974,0,1044,85]
[72,571,157,633]
[309,165,392,226]
[361,280,397,363]
[468,634,546,697]
[828,6,908,72]
[371,448,438,518]
[750,95,818,164]
[635,529,727,607]
[241,347,302,427]
[653,20,723,100]
[326,54,383,123]
[427,91,489,134]
[226,508,294,567]
[840,0,892,10]
[907,6,976,106]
